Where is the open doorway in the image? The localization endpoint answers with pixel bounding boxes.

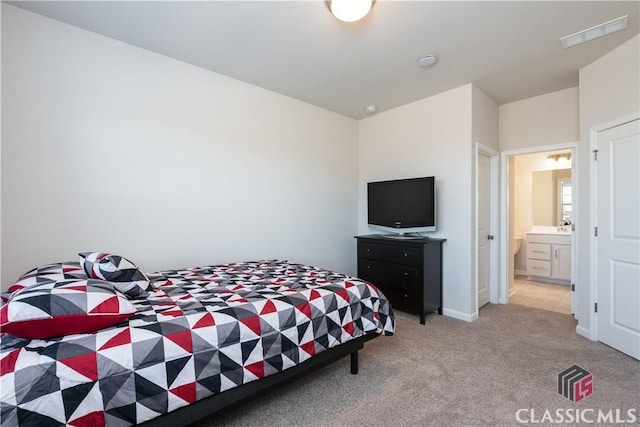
[498,143,578,317]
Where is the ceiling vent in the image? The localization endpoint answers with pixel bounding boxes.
[560,15,629,48]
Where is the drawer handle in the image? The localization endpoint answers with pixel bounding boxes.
[404,253,409,257]
[404,293,408,298]
[366,248,371,253]
[366,265,371,269]
[403,272,409,277]
[532,250,546,254]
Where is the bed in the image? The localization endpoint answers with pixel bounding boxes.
[0,257,394,426]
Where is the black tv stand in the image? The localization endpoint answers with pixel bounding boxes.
[356,234,445,324]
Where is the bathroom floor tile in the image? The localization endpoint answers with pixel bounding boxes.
[509,279,572,315]
[509,294,531,306]
[541,285,571,296]
[516,285,546,298]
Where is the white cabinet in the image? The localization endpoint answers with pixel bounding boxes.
[552,244,571,281]
[526,233,571,284]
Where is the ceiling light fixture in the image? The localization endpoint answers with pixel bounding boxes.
[328,0,373,23]
[560,15,629,48]
[548,153,571,162]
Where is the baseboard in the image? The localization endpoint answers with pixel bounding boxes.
[514,269,527,276]
[442,308,477,322]
[526,276,571,286]
[576,325,593,340]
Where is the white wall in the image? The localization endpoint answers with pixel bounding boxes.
[358,84,476,320]
[499,87,579,293]
[513,154,537,273]
[1,4,359,289]
[499,87,579,151]
[577,34,640,336]
[472,86,499,152]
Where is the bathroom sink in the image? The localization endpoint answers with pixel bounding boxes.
[528,226,571,235]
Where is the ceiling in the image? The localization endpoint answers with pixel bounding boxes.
[7,1,639,119]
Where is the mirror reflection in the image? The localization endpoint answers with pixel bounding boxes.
[532,168,571,226]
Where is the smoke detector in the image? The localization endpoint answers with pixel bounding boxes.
[418,55,437,68]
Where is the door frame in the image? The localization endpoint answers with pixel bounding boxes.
[475,143,499,315]
[588,112,640,342]
[497,142,579,305]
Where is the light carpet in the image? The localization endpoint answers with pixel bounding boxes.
[192,304,639,426]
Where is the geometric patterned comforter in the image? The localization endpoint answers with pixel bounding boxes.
[0,260,394,426]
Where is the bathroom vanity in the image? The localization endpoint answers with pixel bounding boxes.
[526,229,571,285]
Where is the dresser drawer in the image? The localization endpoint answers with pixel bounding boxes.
[527,242,551,260]
[527,259,551,277]
[358,259,422,290]
[380,285,419,314]
[358,241,422,266]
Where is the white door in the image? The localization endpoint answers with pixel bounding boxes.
[477,152,491,307]
[595,119,640,360]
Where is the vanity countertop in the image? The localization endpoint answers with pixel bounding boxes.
[527,226,571,236]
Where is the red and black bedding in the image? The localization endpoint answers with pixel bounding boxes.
[0,256,394,426]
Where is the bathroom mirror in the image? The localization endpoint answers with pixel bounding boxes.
[532,168,571,226]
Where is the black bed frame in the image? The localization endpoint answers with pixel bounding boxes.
[139,333,378,427]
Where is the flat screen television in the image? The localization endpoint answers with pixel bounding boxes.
[367,176,436,234]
